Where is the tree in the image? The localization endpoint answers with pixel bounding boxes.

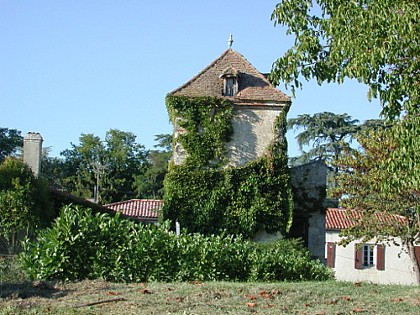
[271,1,419,279]
[332,118,419,282]
[270,0,419,119]
[0,158,54,254]
[287,112,386,196]
[60,133,104,200]
[60,129,148,204]
[134,134,172,199]
[0,128,23,162]
[41,147,69,190]
[288,112,359,166]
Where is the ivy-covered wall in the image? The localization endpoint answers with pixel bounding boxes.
[163,95,293,238]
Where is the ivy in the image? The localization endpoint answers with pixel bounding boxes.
[166,96,234,169]
[164,96,293,238]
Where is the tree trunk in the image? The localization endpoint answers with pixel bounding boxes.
[408,243,420,284]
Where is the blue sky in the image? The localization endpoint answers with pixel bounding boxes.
[0,0,382,158]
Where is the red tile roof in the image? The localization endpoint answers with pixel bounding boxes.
[326,208,406,230]
[104,199,162,222]
[168,49,290,105]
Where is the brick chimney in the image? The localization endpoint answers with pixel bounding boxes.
[23,132,43,177]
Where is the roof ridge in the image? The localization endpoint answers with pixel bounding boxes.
[104,199,164,207]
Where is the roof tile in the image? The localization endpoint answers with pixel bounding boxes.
[168,49,290,104]
[326,208,406,230]
[104,199,162,221]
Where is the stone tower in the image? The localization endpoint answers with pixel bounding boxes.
[23,132,43,177]
[168,48,291,166]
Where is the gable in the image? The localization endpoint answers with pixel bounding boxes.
[168,49,290,106]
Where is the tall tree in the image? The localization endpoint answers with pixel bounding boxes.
[288,112,359,166]
[270,0,419,119]
[60,133,104,200]
[0,128,23,162]
[134,134,172,199]
[102,129,148,203]
[332,118,419,282]
[271,0,419,261]
[60,129,147,204]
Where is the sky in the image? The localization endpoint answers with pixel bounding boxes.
[0,0,382,159]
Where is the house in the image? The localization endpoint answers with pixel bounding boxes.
[326,208,420,285]
[104,199,161,224]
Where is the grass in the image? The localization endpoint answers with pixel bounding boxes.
[1,279,419,314]
[1,256,419,314]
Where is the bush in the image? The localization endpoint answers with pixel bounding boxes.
[20,205,333,282]
[0,158,54,255]
[249,239,333,281]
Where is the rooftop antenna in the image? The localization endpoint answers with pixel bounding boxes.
[228,34,233,49]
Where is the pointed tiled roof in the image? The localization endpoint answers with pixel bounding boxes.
[326,208,406,230]
[168,49,290,105]
[104,199,162,222]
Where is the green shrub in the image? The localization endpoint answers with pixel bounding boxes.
[20,205,332,282]
[20,205,101,280]
[175,233,252,281]
[249,239,333,281]
[0,158,54,255]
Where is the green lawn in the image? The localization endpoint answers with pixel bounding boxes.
[1,279,419,314]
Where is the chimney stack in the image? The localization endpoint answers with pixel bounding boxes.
[23,132,43,177]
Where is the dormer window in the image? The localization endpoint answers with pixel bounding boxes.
[220,66,239,96]
[225,76,237,96]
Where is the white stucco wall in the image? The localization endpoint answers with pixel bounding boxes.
[326,231,418,285]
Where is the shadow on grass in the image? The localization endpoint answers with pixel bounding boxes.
[0,281,71,299]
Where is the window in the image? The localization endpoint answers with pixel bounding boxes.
[220,66,239,96]
[224,77,237,96]
[363,244,374,267]
[355,243,385,270]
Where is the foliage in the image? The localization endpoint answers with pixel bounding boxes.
[0,158,54,254]
[271,0,419,280]
[384,115,420,195]
[270,0,420,119]
[0,127,22,163]
[332,117,419,280]
[249,238,332,281]
[332,118,419,243]
[41,147,68,189]
[287,112,386,200]
[58,129,148,204]
[20,205,331,282]
[164,96,293,238]
[134,134,172,199]
[288,112,360,166]
[166,96,234,169]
